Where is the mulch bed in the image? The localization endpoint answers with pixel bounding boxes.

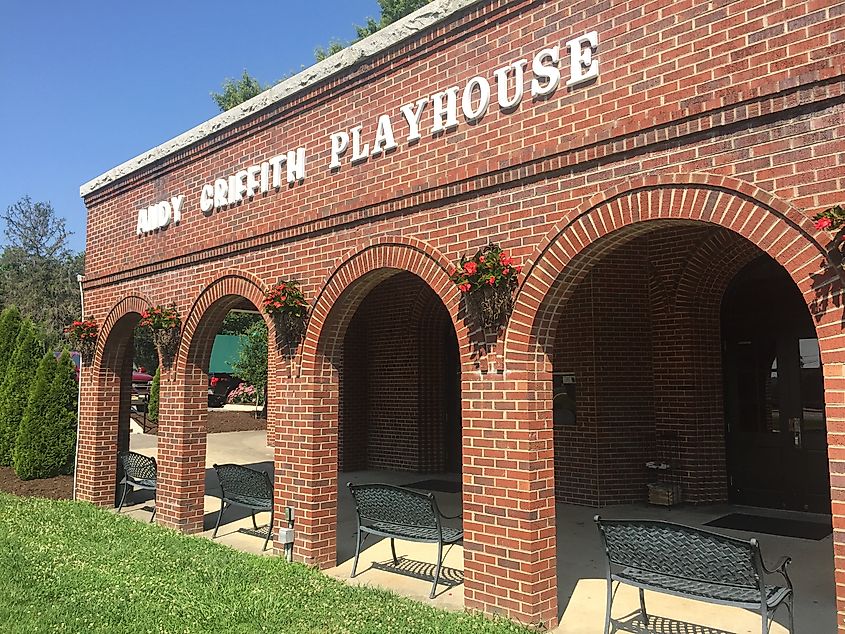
[0,467,73,500]
[207,409,266,434]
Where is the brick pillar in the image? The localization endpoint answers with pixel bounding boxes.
[462,368,557,629]
[273,373,338,567]
[155,367,207,534]
[76,360,120,505]
[823,363,845,631]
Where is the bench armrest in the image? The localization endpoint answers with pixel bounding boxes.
[762,556,793,591]
[439,511,462,520]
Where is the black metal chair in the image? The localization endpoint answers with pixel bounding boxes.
[212,463,274,551]
[117,451,157,522]
[348,482,463,598]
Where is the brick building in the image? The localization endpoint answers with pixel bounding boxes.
[78,0,845,628]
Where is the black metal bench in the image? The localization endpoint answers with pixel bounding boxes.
[212,463,274,551]
[347,482,462,598]
[595,516,793,634]
[117,451,157,522]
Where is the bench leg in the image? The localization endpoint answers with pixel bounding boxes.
[351,529,366,578]
[251,510,258,531]
[263,507,274,552]
[430,539,443,599]
[117,482,130,513]
[604,580,613,634]
[390,538,398,565]
[213,500,227,538]
[639,588,648,625]
[150,500,156,523]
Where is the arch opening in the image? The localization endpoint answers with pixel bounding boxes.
[540,220,834,629]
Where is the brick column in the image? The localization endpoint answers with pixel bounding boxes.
[76,360,121,505]
[462,368,557,629]
[155,367,207,534]
[273,373,338,567]
[822,362,845,631]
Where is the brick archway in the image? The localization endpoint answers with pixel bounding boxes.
[500,175,845,629]
[278,237,474,571]
[506,174,841,364]
[157,272,278,533]
[76,293,153,506]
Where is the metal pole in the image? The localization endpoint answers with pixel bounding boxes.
[72,273,84,501]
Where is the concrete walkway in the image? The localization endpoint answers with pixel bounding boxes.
[121,431,835,632]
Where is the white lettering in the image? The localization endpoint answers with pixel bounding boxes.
[136,207,148,235]
[269,154,286,189]
[286,148,306,183]
[371,115,397,156]
[531,46,561,97]
[494,59,528,109]
[431,86,460,134]
[566,31,598,86]
[350,126,369,164]
[260,161,270,193]
[214,179,228,207]
[461,76,491,122]
[400,98,427,143]
[171,195,184,223]
[246,165,261,198]
[330,131,349,169]
[200,185,214,214]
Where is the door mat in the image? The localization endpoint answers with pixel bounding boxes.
[704,513,831,540]
[405,479,462,493]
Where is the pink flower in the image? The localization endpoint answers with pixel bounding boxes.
[815,217,833,231]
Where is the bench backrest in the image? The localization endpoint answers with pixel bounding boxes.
[119,451,157,482]
[348,483,438,529]
[595,517,763,590]
[213,463,273,502]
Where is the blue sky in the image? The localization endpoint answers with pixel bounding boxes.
[0,1,380,252]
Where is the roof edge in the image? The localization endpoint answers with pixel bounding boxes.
[80,0,484,198]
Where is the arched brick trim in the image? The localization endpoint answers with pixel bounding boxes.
[506,175,843,365]
[77,292,153,506]
[300,236,466,375]
[156,271,278,534]
[176,271,276,373]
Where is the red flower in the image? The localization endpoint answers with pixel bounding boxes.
[458,282,472,293]
[503,267,510,275]
[479,255,485,263]
[487,276,496,286]
[210,377,220,386]
[463,261,478,275]
[499,252,514,266]
[815,217,833,231]
[515,265,522,274]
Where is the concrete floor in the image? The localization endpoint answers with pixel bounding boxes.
[121,431,835,633]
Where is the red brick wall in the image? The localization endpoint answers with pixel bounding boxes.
[341,272,454,472]
[77,1,845,628]
[553,227,767,507]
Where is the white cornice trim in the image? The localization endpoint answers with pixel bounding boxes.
[80,0,484,198]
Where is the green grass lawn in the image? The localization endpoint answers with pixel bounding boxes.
[0,493,532,634]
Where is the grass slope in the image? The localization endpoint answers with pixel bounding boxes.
[0,494,531,634]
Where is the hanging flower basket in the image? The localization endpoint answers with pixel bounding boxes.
[64,318,98,363]
[451,243,521,330]
[813,204,845,265]
[262,280,308,351]
[139,304,181,368]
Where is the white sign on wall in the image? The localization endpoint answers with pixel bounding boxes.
[136,31,598,235]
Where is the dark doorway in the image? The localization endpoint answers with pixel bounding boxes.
[722,255,830,513]
[443,326,462,473]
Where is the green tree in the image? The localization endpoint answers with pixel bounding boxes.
[37,350,78,477]
[0,306,23,383]
[13,352,57,479]
[0,196,84,348]
[211,70,267,112]
[232,321,267,402]
[0,321,43,465]
[148,367,160,423]
[220,311,263,336]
